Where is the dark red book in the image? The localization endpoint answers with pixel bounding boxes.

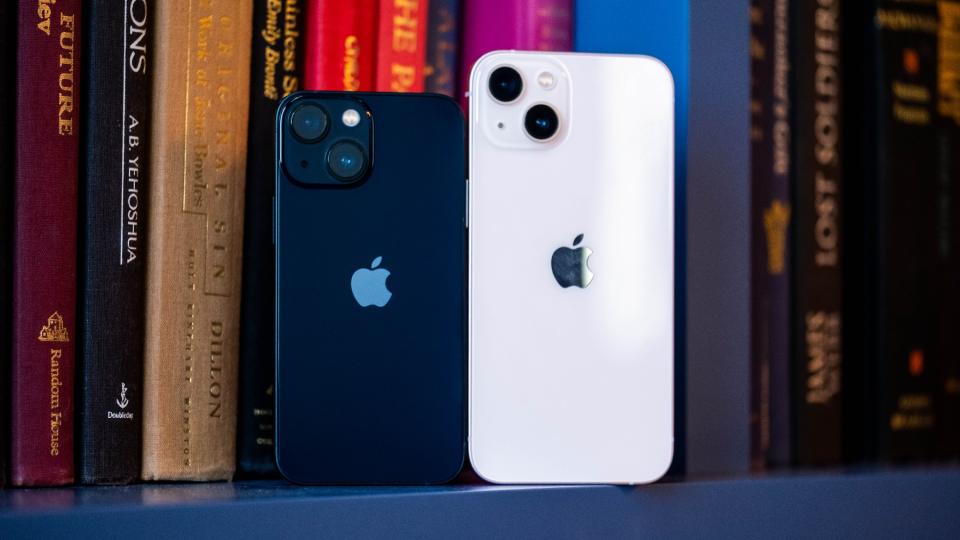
[0,0,15,488]
[375,0,429,92]
[10,0,82,486]
[303,0,378,90]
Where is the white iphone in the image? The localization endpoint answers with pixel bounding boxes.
[468,51,675,484]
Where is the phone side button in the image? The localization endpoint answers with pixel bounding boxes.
[272,196,276,245]
[465,178,469,229]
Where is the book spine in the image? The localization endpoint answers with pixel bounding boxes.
[375,0,429,92]
[523,0,573,51]
[424,0,460,96]
[791,0,844,466]
[936,0,960,459]
[142,0,252,481]
[11,0,82,486]
[77,0,152,486]
[459,0,571,107]
[303,0,378,91]
[766,0,794,468]
[0,0,15,488]
[238,0,304,477]
[749,0,775,471]
[873,1,940,461]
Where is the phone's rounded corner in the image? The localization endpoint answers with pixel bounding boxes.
[430,447,467,486]
[638,438,676,485]
[422,92,467,134]
[274,91,309,130]
[466,441,505,485]
[467,50,512,99]
[273,444,298,485]
[639,55,676,105]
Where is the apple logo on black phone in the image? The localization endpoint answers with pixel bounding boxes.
[351,256,392,307]
[551,234,594,288]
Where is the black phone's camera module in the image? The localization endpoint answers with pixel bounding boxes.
[488,66,523,103]
[326,140,367,182]
[524,104,560,141]
[291,103,329,143]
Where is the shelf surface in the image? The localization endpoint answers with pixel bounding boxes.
[1,467,959,538]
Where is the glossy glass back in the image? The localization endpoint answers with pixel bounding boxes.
[275,92,466,484]
[469,52,675,484]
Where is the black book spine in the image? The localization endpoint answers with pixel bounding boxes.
[78,0,152,484]
[238,0,304,476]
[873,0,940,461]
[424,0,461,96]
[791,0,844,466]
[749,0,775,470]
[760,0,795,468]
[0,1,15,487]
[936,0,960,460]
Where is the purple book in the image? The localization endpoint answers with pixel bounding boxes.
[459,0,572,106]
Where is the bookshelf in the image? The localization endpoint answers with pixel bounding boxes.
[2,468,958,537]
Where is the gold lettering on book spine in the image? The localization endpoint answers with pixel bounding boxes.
[940,2,960,125]
[183,8,238,299]
[147,0,250,479]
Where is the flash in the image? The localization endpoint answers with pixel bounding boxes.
[537,71,556,90]
[342,108,361,127]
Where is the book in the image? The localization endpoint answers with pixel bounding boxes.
[0,0,15,488]
[936,0,960,459]
[749,0,793,469]
[790,0,844,466]
[866,0,940,461]
[749,0,778,471]
[238,0,304,477]
[77,0,153,485]
[10,0,82,486]
[142,0,253,481]
[303,0,378,90]
[459,0,572,106]
[424,0,460,96]
[375,0,429,92]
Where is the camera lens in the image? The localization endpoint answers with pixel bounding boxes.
[524,104,560,141]
[290,103,329,142]
[488,66,523,103]
[326,140,367,181]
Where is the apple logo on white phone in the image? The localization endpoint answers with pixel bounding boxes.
[351,256,392,307]
[550,234,594,289]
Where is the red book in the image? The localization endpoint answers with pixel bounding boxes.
[304,0,379,90]
[10,0,81,486]
[375,0,429,92]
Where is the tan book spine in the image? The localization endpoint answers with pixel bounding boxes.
[142,0,253,481]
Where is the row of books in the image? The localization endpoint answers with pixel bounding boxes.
[0,0,572,486]
[749,0,960,469]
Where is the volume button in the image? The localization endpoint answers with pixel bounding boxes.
[272,196,276,245]
[465,178,469,229]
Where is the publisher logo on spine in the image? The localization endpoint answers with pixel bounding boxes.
[109,382,134,420]
[117,382,130,409]
[38,312,70,342]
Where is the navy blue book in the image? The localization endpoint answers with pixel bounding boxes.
[424,0,460,96]
[274,92,466,484]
